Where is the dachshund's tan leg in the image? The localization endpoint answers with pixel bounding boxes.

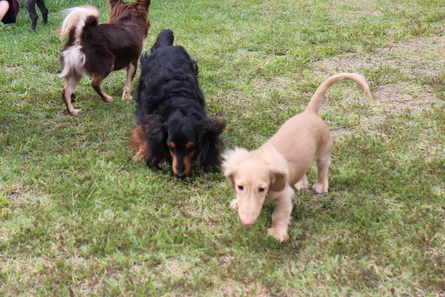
[133,144,147,162]
[130,125,147,162]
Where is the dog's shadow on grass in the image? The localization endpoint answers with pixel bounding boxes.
[131,159,223,182]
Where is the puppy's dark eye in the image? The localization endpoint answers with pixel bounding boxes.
[259,188,265,193]
[238,185,244,191]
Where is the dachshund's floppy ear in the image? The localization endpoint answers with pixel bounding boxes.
[259,145,289,192]
[196,118,226,169]
[142,114,168,168]
[222,148,250,189]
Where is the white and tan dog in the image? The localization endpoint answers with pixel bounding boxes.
[223,73,372,242]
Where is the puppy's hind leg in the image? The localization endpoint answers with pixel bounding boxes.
[92,74,113,103]
[295,174,309,191]
[312,133,332,194]
[312,154,330,194]
[122,60,137,101]
[62,74,82,115]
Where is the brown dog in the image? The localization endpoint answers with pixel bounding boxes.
[58,0,150,115]
[223,73,372,242]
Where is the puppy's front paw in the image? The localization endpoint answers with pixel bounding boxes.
[312,182,328,194]
[230,198,238,209]
[268,227,287,242]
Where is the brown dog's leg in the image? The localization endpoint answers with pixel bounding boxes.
[62,74,82,115]
[267,186,294,242]
[130,125,147,162]
[122,60,137,101]
[92,75,113,102]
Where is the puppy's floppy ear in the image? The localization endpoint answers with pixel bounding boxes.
[269,166,288,192]
[259,145,289,192]
[222,148,250,189]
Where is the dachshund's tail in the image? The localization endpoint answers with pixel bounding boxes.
[151,29,175,52]
[305,73,372,114]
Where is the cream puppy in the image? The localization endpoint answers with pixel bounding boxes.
[223,73,372,242]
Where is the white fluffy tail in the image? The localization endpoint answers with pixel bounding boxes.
[58,5,100,41]
[305,73,372,114]
[58,5,99,79]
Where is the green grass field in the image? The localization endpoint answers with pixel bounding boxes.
[1,0,445,295]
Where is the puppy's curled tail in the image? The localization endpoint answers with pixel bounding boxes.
[57,5,100,42]
[305,73,372,114]
[151,29,175,52]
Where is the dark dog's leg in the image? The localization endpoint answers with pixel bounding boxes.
[36,0,48,25]
[62,74,82,115]
[122,60,137,101]
[91,74,113,103]
[24,0,38,31]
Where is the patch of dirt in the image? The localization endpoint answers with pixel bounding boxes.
[313,35,445,136]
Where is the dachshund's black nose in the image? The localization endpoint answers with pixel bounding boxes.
[175,172,187,179]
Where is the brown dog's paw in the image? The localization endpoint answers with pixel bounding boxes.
[69,108,82,116]
[268,227,287,242]
[103,95,113,102]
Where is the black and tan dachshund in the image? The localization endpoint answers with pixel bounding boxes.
[130,29,226,178]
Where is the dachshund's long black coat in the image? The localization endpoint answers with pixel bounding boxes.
[131,29,225,177]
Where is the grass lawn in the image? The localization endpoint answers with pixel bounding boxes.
[1,0,444,295]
